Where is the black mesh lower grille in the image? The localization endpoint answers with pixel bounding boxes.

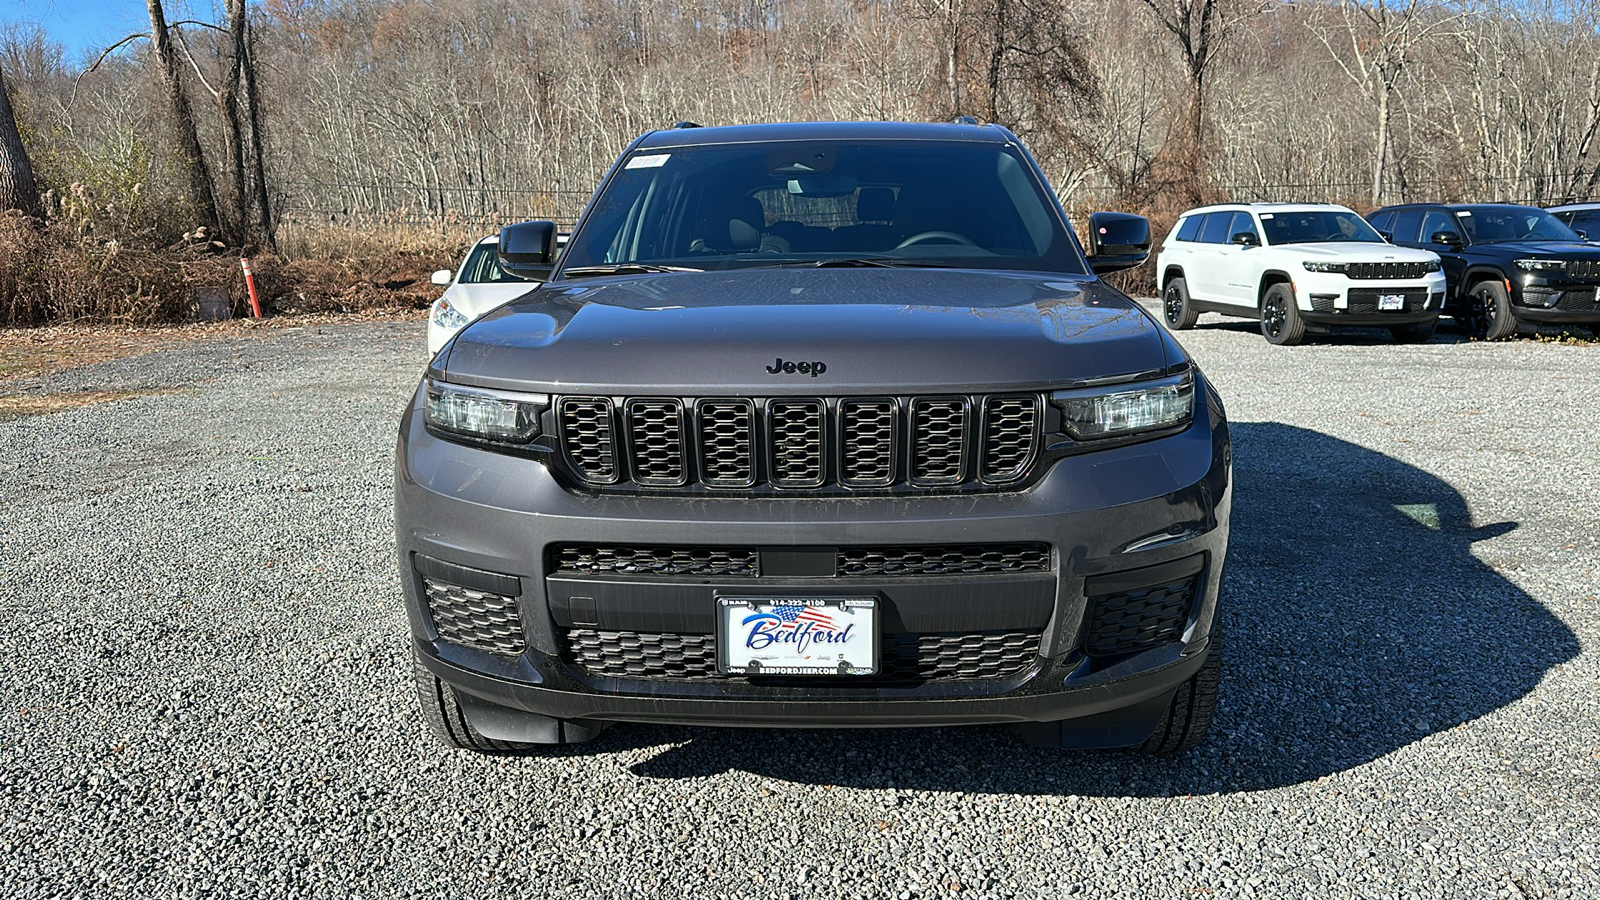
[1083,575,1198,657]
[1318,288,1431,315]
[563,628,1041,682]
[1550,288,1599,312]
[551,543,1051,578]
[423,577,524,656]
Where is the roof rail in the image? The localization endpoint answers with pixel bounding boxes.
[951,115,980,125]
[671,121,702,129]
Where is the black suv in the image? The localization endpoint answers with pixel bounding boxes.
[396,121,1230,754]
[1369,203,1600,339]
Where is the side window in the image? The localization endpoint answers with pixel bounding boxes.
[1198,212,1233,244]
[1389,210,1424,243]
[1570,211,1600,236]
[1228,211,1258,243]
[1175,215,1203,242]
[1418,209,1456,243]
[1368,211,1394,235]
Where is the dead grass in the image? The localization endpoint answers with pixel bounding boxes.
[0,388,180,422]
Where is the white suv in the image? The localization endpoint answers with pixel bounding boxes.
[1155,203,1446,345]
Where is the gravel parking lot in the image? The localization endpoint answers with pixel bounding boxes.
[2,313,1596,899]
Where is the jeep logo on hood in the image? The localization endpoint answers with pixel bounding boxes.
[766,357,827,377]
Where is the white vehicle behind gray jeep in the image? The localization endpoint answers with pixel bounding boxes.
[1155,203,1446,346]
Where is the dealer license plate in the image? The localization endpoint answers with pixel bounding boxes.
[1378,294,1406,311]
[717,597,878,676]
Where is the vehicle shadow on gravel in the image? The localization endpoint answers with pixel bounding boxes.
[619,422,1580,795]
[1191,317,1476,345]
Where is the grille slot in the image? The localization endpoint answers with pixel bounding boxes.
[551,542,1050,578]
[625,399,686,486]
[1566,260,1599,279]
[423,577,524,656]
[1344,261,1431,280]
[1083,575,1198,657]
[839,398,897,487]
[558,397,618,484]
[980,396,1039,483]
[563,628,1040,682]
[697,399,756,487]
[910,398,968,485]
[768,400,826,488]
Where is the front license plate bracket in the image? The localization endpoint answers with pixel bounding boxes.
[717,597,879,676]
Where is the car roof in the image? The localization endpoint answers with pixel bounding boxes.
[633,120,1013,150]
[475,236,498,246]
[1375,202,1544,212]
[1548,202,1600,212]
[1179,202,1355,216]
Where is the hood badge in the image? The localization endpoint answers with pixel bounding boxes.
[767,357,827,377]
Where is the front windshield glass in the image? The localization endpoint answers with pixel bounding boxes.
[557,140,1086,275]
[460,242,528,284]
[1260,210,1384,245]
[1456,206,1581,244]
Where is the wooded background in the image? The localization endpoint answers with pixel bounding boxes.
[0,0,1597,323]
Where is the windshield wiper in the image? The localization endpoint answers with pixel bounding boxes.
[561,263,703,278]
[768,257,955,269]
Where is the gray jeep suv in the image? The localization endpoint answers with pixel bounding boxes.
[396,121,1231,754]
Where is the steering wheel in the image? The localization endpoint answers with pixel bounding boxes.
[894,230,979,250]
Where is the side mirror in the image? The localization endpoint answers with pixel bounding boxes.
[1431,230,1462,246]
[1576,230,1589,241]
[498,220,558,280]
[430,269,453,286]
[1085,211,1151,275]
[1378,231,1394,243]
[1231,231,1259,247]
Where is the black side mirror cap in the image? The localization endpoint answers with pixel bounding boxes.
[1086,211,1151,275]
[1431,230,1463,246]
[1231,231,1259,247]
[1378,231,1394,243]
[499,220,558,280]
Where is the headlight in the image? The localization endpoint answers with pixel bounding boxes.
[1424,259,1442,272]
[1514,258,1566,272]
[425,380,545,443]
[432,298,469,329]
[1302,261,1347,273]
[1051,373,1194,440]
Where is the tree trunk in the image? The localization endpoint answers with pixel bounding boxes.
[241,34,274,248]
[147,0,221,236]
[0,64,40,217]
[1372,84,1391,208]
[219,0,250,245]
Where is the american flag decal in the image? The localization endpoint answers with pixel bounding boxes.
[772,604,836,631]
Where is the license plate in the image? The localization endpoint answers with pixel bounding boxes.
[1379,294,1406,311]
[717,597,878,676]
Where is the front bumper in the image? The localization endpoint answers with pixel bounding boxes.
[1513,277,1600,323]
[1295,271,1447,326]
[395,378,1231,743]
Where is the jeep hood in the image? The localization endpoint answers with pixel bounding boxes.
[1467,240,1600,258]
[1291,243,1440,261]
[433,269,1177,395]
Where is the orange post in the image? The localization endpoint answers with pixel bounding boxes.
[241,257,262,318]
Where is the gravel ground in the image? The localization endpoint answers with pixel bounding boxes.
[1,313,1596,899]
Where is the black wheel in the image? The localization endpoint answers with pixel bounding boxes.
[1163,277,1199,330]
[1259,283,1306,346]
[1462,280,1517,341]
[1389,320,1437,344]
[413,656,534,753]
[1140,628,1221,755]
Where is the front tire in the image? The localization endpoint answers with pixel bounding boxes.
[413,656,534,753]
[1260,284,1306,346]
[1163,277,1200,330]
[1462,280,1517,341]
[1140,629,1222,755]
[1389,320,1437,344]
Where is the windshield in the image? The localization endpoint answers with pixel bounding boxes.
[1260,210,1384,245]
[557,140,1086,275]
[1456,206,1581,244]
[460,242,528,284]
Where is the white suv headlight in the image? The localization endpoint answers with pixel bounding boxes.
[1051,373,1194,440]
[1301,261,1347,273]
[432,298,469,329]
[425,380,545,443]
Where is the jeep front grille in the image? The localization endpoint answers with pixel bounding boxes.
[1313,288,1431,315]
[1344,261,1431,280]
[562,628,1041,683]
[1565,259,1599,279]
[554,394,1043,492]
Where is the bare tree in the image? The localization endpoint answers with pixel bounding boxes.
[0,62,39,216]
[146,0,221,235]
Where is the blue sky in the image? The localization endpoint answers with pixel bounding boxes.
[6,0,211,63]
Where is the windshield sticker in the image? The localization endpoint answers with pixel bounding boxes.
[1259,213,1274,219]
[626,153,670,169]
[1456,210,1472,216]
